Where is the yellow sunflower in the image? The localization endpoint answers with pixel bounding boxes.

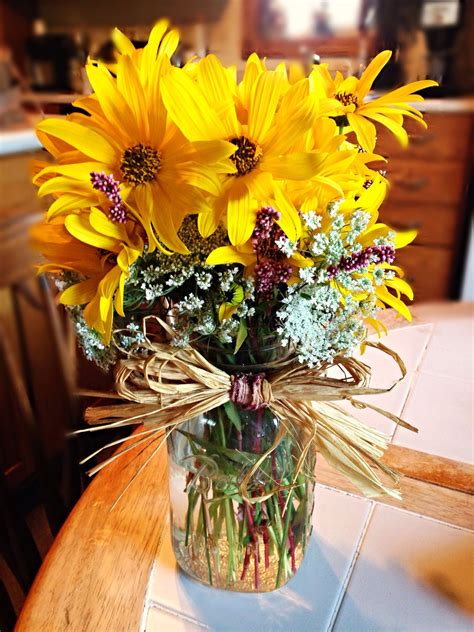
[34,23,235,255]
[31,209,143,343]
[311,51,437,151]
[161,54,327,246]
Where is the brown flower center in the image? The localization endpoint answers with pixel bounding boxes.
[120,143,161,185]
[230,136,262,176]
[335,92,359,107]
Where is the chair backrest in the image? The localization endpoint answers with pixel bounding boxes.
[0,212,82,624]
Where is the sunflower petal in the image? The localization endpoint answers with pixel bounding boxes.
[85,62,138,141]
[385,277,414,301]
[89,208,128,241]
[143,19,169,68]
[227,180,256,246]
[35,161,106,183]
[197,54,240,138]
[272,183,302,242]
[60,278,99,306]
[347,113,376,152]
[47,194,95,219]
[197,203,225,238]
[161,68,227,141]
[394,229,417,248]
[376,285,412,321]
[357,51,392,98]
[206,245,255,266]
[117,55,149,139]
[261,151,325,180]
[150,183,190,254]
[248,70,286,143]
[112,28,136,56]
[362,111,408,147]
[65,214,118,251]
[36,119,116,163]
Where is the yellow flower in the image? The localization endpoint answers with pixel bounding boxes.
[32,210,143,343]
[311,51,437,151]
[161,54,325,246]
[34,22,235,255]
[207,240,310,276]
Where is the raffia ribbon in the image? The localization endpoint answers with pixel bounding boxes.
[80,316,417,500]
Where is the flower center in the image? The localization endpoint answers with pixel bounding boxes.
[230,136,262,176]
[120,144,161,185]
[335,92,358,107]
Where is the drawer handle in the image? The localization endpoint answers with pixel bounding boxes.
[409,132,435,145]
[392,175,428,191]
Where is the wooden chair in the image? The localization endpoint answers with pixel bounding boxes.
[0,212,82,623]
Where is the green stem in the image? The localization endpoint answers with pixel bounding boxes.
[184,488,197,547]
[224,499,236,585]
[200,496,213,586]
[275,490,293,588]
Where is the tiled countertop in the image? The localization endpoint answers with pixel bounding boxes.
[144,303,474,631]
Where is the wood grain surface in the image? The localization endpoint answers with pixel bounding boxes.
[15,435,170,632]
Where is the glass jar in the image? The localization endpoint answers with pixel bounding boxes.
[166,338,316,592]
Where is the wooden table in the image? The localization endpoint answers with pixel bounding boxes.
[16,303,474,631]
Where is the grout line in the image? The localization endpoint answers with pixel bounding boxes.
[369,500,474,534]
[391,326,434,445]
[140,561,158,632]
[319,482,473,534]
[147,599,211,629]
[326,501,376,632]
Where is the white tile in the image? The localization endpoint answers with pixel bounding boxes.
[333,323,432,437]
[414,305,474,382]
[362,323,433,377]
[412,302,473,348]
[145,603,207,631]
[148,486,372,632]
[337,371,416,437]
[334,504,474,632]
[392,371,474,464]
[419,338,474,382]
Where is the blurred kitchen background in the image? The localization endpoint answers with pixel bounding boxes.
[0,0,472,624]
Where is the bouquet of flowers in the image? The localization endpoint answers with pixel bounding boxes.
[31,21,435,592]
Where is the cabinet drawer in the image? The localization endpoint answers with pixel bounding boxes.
[381,159,466,206]
[376,113,472,162]
[395,245,453,302]
[380,203,462,248]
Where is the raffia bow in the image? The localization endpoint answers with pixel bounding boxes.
[79,316,417,501]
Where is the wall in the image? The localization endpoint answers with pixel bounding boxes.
[37,0,227,28]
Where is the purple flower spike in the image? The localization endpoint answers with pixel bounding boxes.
[328,245,396,278]
[255,261,292,298]
[90,171,128,224]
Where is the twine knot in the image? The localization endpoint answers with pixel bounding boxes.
[230,373,273,410]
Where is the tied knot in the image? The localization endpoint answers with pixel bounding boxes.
[230,373,272,410]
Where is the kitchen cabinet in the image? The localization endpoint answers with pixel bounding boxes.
[375,107,473,301]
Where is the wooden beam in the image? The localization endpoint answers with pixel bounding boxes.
[316,455,474,531]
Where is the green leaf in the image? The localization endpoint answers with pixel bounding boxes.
[179,430,257,467]
[234,318,248,354]
[224,400,242,432]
